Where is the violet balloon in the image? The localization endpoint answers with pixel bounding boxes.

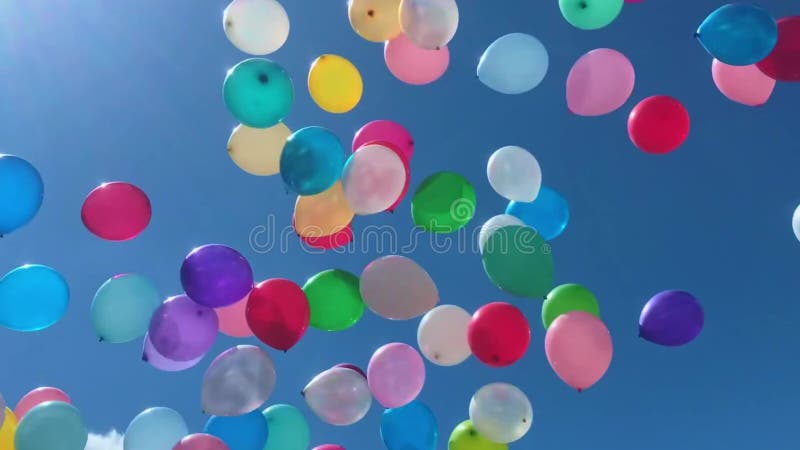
[142,333,205,372]
[148,294,218,362]
[181,245,254,308]
[367,343,425,408]
[639,290,704,347]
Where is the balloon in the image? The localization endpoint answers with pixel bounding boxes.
[385,34,449,85]
[223,0,289,55]
[411,172,475,233]
[342,144,406,215]
[14,388,71,420]
[142,333,205,372]
[639,290,704,347]
[469,383,532,444]
[299,222,354,250]
[505,186,570,241]
[223,58,293,128]
[0,154,43,235]
[711,59,775,106]
[280,126,345,196]
[262,404,309,450]
[481,226,554,298]
[0,408,17,450]
[81,182,151,241]
[354,140,411,212]
[148,294,218,362]
[227,123,292,176]
[486,146,542,202]
[204,411,268,450]
[334,363,367,379]
[627,95,690,154]
[542,283,600,330]
[399,0,458,50]
[174,434,229,450]
[468,302,530,367]
[448,420,507,450]
[367,343,425,408]
[546,312,613,391]
[91,273,160,343]
[215,293,254,338]
[293,182,354,237]
[478,33,548,95]
[360,255,438,320]
[313,446,344,450]
[417,305,471,366]
[303,367,372,426]
[794,204,800,242]
[308,55,363,114]
[559,0,623,30]
[202,345,277,416]
[0,264,69,332]
[124,407,187,450]
[566,48,635,116]
[381,402,437,450]
[15,402,86,450]
[757,17,800,81]
[246,278,310,351]
[696,4,777,66]
[348,0,402,42]
[302,269,365,331]
[478,215,524,254]
[353,120,414,161]
[181,244,254,308]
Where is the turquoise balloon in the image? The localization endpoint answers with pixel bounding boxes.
[204,411,268,450]
[696,3,777,66]
[262,404,310,450]
[477,33,548,95]
[280,126,345,195]
[0,154,43,235]
[15,401,87,450]
[91,274,160,343]
[223,58,294,128]
[505,186,570,241]
[124,407,188,450]
[0,264,69,332]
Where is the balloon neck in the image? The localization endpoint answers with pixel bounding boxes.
[577,388,583,393]
[300,390,305,397]
[693,32,700,39]
[98,337,104,343]
[141,354,149,362]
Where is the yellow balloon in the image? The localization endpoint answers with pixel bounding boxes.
[294,181,354,238]
[348,0,402,42]
[227,123,292,176]
[308,55,363,114]
[0,408,17,450]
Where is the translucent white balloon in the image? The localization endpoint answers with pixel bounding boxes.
[303,367,372,426]
[360,255,438,320]
[417,305,471,366]
[487,146,542,202]
[478,214,525,254]
[124,407,188,450]
[342,144,407,215]
[223,0,290,55]
[399,0,459,50]
[201,345,276,416]
[469,383,532,444]
[794,204,800,242]
[478,33,548,95]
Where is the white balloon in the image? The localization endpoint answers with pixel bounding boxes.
[478,33,549,95]
[303,367,372,426]
[487,146,542,202]
[469,383,532,444]
[342,144,407,215]
[360,255,439,320]
[223,0,290,55]
[201,345,276,416]
[400,0,459,50]
[417,305,471,366]
[793,204,800,242]
[478,214,525,254]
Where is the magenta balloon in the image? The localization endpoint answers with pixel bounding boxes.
[313,445,345,450]
[148,294,218,361]
[14,387,72,418]
[142,333,205,372]
[566,48,634,116]
[352,120,414,161]
[384,33,449,85]
[334,363,367,379]
[711,59,775,106]
[367,343,425,408]
[173,434,229,450]
[545,311,612,392]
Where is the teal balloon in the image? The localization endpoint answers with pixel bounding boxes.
[91,274,160,343]
[482,225,554,298]
[0,154,44,235]
[0,264,69,332]
[124,407,188,450]
[380,401,438,450]
[477,33,548,95]
[262,404,310,450]
[505,186,570,241]
[223,58,294,128]
[15,401,87,450]
[204,411,268,450]
[696,3,777,66]
[280,126,345,195]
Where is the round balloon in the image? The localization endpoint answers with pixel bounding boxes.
[280,126,345,196]
[227,123,292,176]
[486,146,542,202]
[381,402,437,450]
[0,154,43,235]
[181,244,254,308]
[14,388,71,420]
[246,278,310,351]
[566,48,635,116]
[0,264,69,332]
[348,0,402,42]
[262,404,309,450]
[505,186,570,241]
[478,215,525,254]
[385,34,449,85]
[481,226,554,298]
[478,33,548,95]
[545,311,613,391]
[542,283,600,329]
[0,408,16,450]
[469,383,532,443]
[353,120,414,161]
[15,402,87,450]
[448,420,507,450]
[712,59,775,106]
[627,95,690,154]
[302,269,365,331]
[399,0,459,50]
[91,273,160,343]
[696,3,777,66]
[757,16,800,81]
[223,0,289,55]
[417,305,471,366]
[354,140,410,212]
[124,407,187,450]
[303,367,372,426]
[639,290,704,346]
[202,345,277,416]
[223,58,293,128]
[81,182,151,241]
[293,182,354,237]
[411,172,475,233]
[148,294,218,362]
[468,302,530,367]
[367,343,426,408]
[793,204,800,242]
[204,411,268,450]
[142,333,205,372]
[308,55,363,114]
[342,144,407,215]
[559,0,623,30]
[174,434,230,450]
[360,255,438,320]
[215,294,253,338]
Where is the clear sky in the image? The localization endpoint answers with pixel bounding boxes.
[1,1,799,449]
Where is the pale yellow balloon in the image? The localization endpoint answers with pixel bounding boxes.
[348,0,402,42]
[294,181,355,238]
[227,123,292,176]
[0,408,17,450]
[308,55,363,114]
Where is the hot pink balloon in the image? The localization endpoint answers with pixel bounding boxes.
[215,293,253,338]
[15,387,72,418]
[142,332,205,372]
[81,181,151,241]
[711,59,775,106]
[313,446,345,450]
[356,140,410,213]
[385,33,449,85]
[566,48,635,116]
[353,120,414,162]
[367,343,425,408]
[545,311,612,392]
[173,434,229,450]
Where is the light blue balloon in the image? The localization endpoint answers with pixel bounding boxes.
[0,154,43,235]
[380,401,437,450]
[262,404,309,450]
[0,264,69,332]
[124,407,188,450]
[91,274,160,343]
[478,33,549,95]
[280,126,345,195]
[506,186,570,241]
[696,3,777,66]
[204,410,268,450]
[14,401,87,450]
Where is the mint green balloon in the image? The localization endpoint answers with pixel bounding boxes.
[262,404,309,450]
[481,226,554,298]
[223,58,294,128]
[558,0,624,30]
[91,274,160,343]
[542,283,600,329]
[15,401,87,450]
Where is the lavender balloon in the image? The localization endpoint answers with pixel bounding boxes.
[181,244,254,308]
[148,295,218,361]
[142,333,205,372]
[639,290,704,347]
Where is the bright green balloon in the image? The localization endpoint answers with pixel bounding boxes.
[558,0,624,30]
[448,420,507,450]
[90,274,160,343]
[223,58,294,128]
[15,401,87,450]
[481,226,554,298]
[411,172,476,234]
[303,269,364,331]
[542,283,600,329]
[262,404,309,450]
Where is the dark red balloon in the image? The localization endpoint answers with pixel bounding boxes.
[467,302,531,367]
[300,223,354,250]
[757,17,800,81]
[81,182,151,241]
[246,279,310,351]
[627,96,690,154]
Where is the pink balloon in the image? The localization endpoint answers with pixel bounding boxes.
[215,293,253,338]
[353,120,414,162]
[142,333,205,372]
[356,140,410,213]
[711,59,775,107]
[367,343,425,408]
[385,33,449,85]
[566,48,635,116]
[545,311,612,392]
[313,446,345,450]
[173,434,229,450]
[81,181,151,241]
[15,387,72,418]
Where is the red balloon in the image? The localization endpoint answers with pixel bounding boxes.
[356,140,411,213]
[81,182,151,241]
[467,302,531,367]
[757,17,800,82]
[246,279,310,351]
[299,222,354,250]
[627,96,690,154]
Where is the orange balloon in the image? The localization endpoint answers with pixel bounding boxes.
[294,182,354,238]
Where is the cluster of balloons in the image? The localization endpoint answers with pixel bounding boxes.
[0,387,87,450]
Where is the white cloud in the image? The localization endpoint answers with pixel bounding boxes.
[85,430,124,450]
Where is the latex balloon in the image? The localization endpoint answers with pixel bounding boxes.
[381,402,437,450]
[174,434,230,450]
[246,278,310,351]
[367,343,425,408]
[280,126,345,196]
[348,0,402,42]
[202,345,277,416]
[468,302,530,367]
[696,4,777,66]
[417,305,471,366]
[204,411,268,450]
[545,311,613,391]
[308,55,363,114]
[15,402,87,450]
[486,146,542,202]
[0,154,43,235]
[353,120,414,161]
[481,226,554,298]
[354,140,410,212]
[302,269,365,331]
[360,255,438,320]
[505,186,570,241]
[124,407,187,450]
[411,172,475,233]
[478,33,548,95]
[0,264,69,332]
[757,17,800,81]
[0,408,17,450]
[566,48,635,116]
[303,367,372,426]
[334,363,367,379]
[712,59,775,106]
[293,182,354,237]
[181,244,254,308]
[399,0,458,49]
[91,273,160,343]
[639,290,704,347]
[215,293,254,338]
[448,420,507,450]
[469,383,532,443]
[223,58,293,128]
[15,388,72,419]
[299,222,354,250]
[313,446,345,450]
[81,182,151,241]
[385,34,449,85]
[342,144,406,215]
[223,0,289,55]
[142,333,205,372]
[559,0,623,30]
[262,404,310,450]
[627,95,690,154]
[478,215,524,254]
[794,204,800,242]
[148,294,218,362]
[227,123,292,176]
[542,283,600,330]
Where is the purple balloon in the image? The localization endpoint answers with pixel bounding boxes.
[335,363,367,379]
[142,333,205,372]
[148,294,218,361]
[180,244,254,308]
[639,290,704,347]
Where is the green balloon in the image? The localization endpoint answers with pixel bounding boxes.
[303,269,364,331]
[262,404,309,450]
[481,225,554,298]
[223,58,294,128]
[90,274,160,344]
[558,0,624,30]
[411,171,476,234]
[448,420,507,450]
[542,283,600,329]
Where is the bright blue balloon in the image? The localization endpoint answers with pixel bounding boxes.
[506,186,569,241]
[477,33,548,95]
[124,407,188,450]
[0,264,69,332]
[15,401,87,450]
[696,3,777,66]
[262,404,310,450]
[204,410,268,450]
[0,154,43,235]
[280,126,345,195]
[380,401,438,450]
[91,274,160,343]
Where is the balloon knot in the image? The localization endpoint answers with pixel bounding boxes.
[367,9,375,17]
[577,388,583,393]
[300,391,305,397]
[142,354,149,362]
[258,73,269,84]
[693,32,700,39]
[578,1,587,9]
[98,337,104,343]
